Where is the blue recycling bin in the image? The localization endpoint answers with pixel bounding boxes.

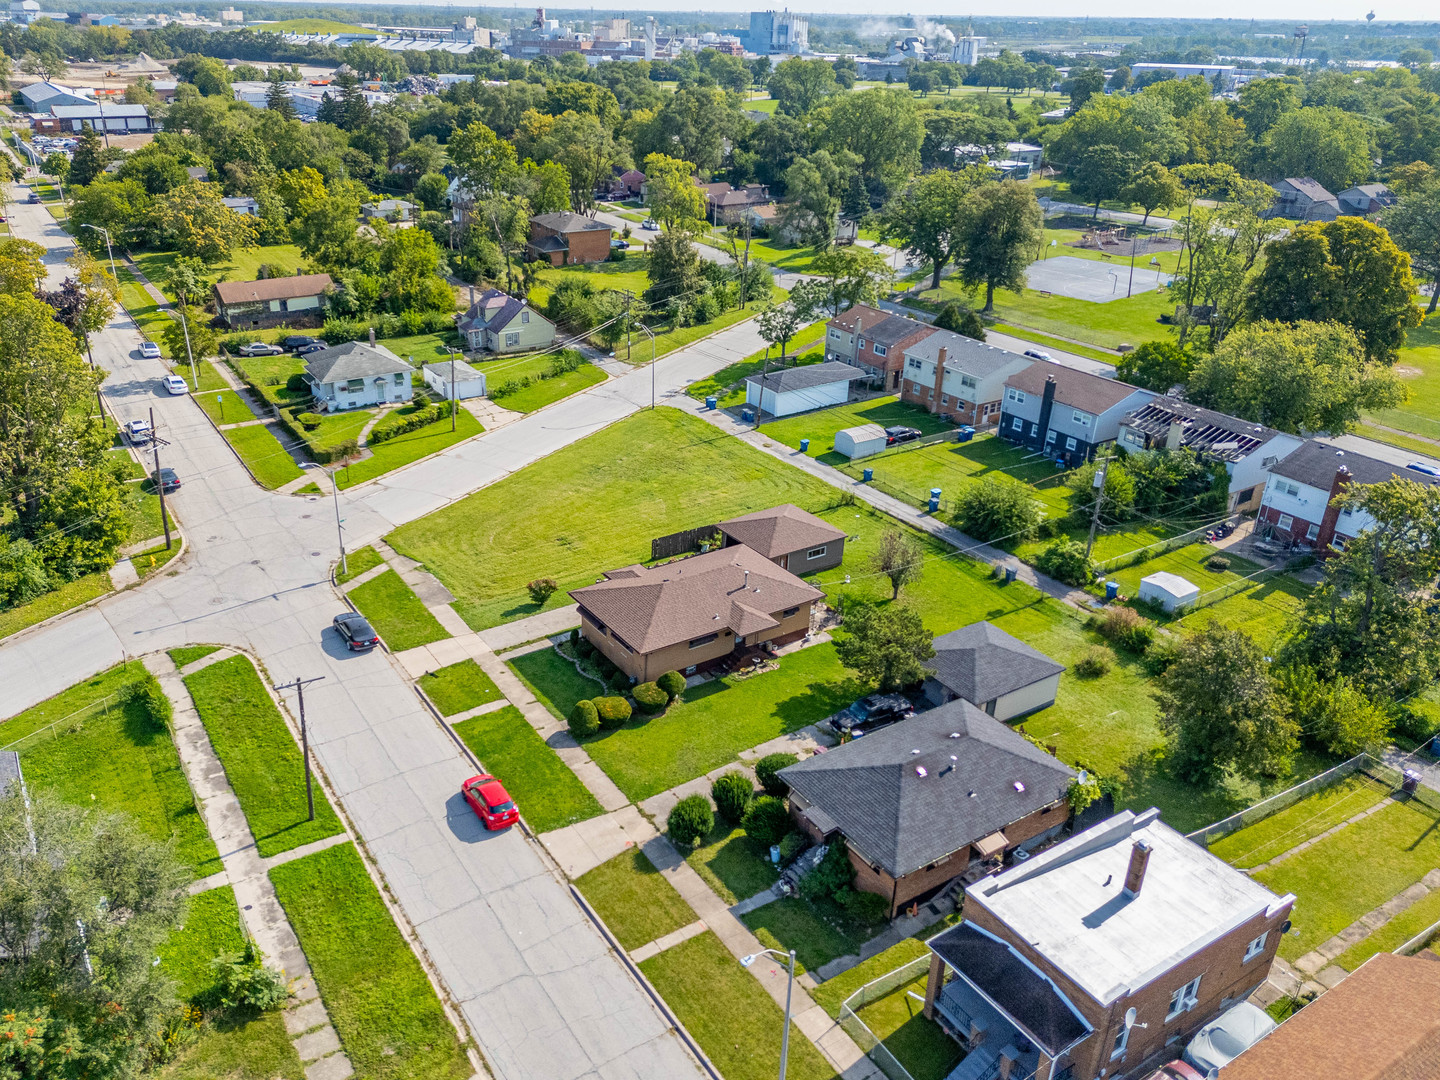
[957,426,976,443]
[800,438,810,452]
[1004,565,1018,584]
[862,467,873,482]
[705,396,717,410]
[741,407,755,422]
[1105,580,1120,601]
[928,488,942,513]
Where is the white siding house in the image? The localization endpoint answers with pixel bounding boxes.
[304,341,413,412]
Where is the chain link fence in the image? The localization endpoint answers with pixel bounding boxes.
[837,957,932,1080]
[1,691,125,754]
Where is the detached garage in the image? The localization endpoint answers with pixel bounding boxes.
[834,423,887,460]
[745,361,866,419]
[1138,571,1200,613]
[422,359,486,401]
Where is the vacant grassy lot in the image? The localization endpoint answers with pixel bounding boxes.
[990,323,1119,364]
[387,409,843,631]
[1366,321,1440,444]
[1255,799,1440,961]
[269,843,472,1080]
[686,823,777,905]
[575,848,695,951]
[334,407,483,490]
[639,931,834,1080]
[158,1011,304,1080]
[762,395,955,463]
[1206,775,1392,869]
[418,659,503,716]
[133,246,306,305]
[496,360,607,412]
[185,655,344,857]
[508,646,602,720]
[346,569,450,652]
[116,266,176,355]
[157,885,249,1001]
[529,258,650,311]
[1336,885,1440,971]
[912,278,1173,351]
[224,422,306,488]
[452,705,603,833]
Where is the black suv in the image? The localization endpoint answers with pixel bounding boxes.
[830,693,915,737]
[885,426,922,446]
[283,335,322,352]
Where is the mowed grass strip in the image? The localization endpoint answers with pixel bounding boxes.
[336,545,384,584]
[575,848,696,951]
[268,843,471,1080]
[639,931,834,1080]
[452,705,603,833]
[157,885,249,1001]
[1336,885,1440,972]
[168,645,221,668]
[0,571,110,641]
[417,659,503,716]
[386,409,841,631]
[158,1011,304,1080]
[335,408,483,490]
[1206,776,1391,869]
[856,976,966,1080]
[223,422,306,489]
[347,569,450,652]
[184,655,343,857]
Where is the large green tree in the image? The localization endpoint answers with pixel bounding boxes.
[1383,176,1440,315]
[641,152,706,230]
[1261,106,1376,193]
[812,87,925,188]
[880,167,988,289]
[834,602,935,692]
[1121,162,1184,226]
[1069,144,1139,219]
[768,57,838,117]
[953,180,1043,313]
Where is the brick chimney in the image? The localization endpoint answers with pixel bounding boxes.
[1122,839,1152,898]
[931,347,948,414]
[1035,374,1058,449]
[1329,461,1353,503]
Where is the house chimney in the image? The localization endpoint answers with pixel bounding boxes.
[931,347,948,415]
[1122,839,1152,898]
[997,1046,1019,1080]
[1165,421,1184,450]
[368,326,376,345]
[469,284,475,306]
[1035,375,1058,450]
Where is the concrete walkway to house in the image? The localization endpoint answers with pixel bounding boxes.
[147,650,354,1080]
[1293,868,1440,989]
[476,605,582,652]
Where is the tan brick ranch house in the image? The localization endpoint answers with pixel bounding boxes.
[527,211,613,266]
[716,504,847,574]
[570,544,822,682]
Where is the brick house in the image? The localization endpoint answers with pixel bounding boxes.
[213,273,333,330]
[780,700,1076,919]
[998,361,1155,466]
[570,544,822,683]
[898,329,1036,428]
[1267,178,1340,221]
[716,504,847,574]
[824,304,935,390]
[526,212,612,266]
[922,808,1294,1080]
[1256,440,1440,554]
[696,180,773,225]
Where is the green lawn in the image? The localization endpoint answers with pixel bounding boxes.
[227,352,308,409]
[1206,775,1392,869]
[1354,423,1440,459]
[304,409,374,456]
[334,408,482,490]
[386,409,843,631]
[0,571,111,641]
[115,266,174,355]
[8,664,220,878]
[346,569,450,652]
[133,246,306,305]
[618,292,775,364]
[158,1011,304,1080]
[269,843,472,1080]
[686,320,827,404]
[418,659,503,716]
[224,422,306,488]
[169,645,222,668]
[698,233,825,273]
[574,848,696,951]
[1366,321,1440,444]
[528,258,651,311]
[810,938,931,1018]
[1255,799,1440,961]
[741,896,874,975]
[490,358,607,413]
[184,655,344,857]
[991,323,1119,364]
[640,931,834,1080]
[157,886,249,1001]
[452,705,604,833]
[336,545,384,584]
[122,482,165,544]
[1335,885,1440,971]
[187,362,234,425]
[686,823,777,906]
[508,646,603,720]
[853,977,966,1080]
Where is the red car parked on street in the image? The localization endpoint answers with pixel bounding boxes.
[462,775,519,830]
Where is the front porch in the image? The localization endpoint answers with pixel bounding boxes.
[932,977,1043,1080]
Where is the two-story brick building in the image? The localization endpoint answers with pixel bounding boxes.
[526,211,613,266]
[998,361,1155,466]
[922,808,1294,1080]
[1256,441,1440,553]
[780,700,1076,918]
[824,305,936,390]
[898,329,1036,427]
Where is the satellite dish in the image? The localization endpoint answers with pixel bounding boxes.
[1125,1007,1138,1029]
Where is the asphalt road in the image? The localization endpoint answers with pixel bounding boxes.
[2,186,725,1080]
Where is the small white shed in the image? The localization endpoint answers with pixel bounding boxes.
[744,361,866,419]
[1138,571,1200,613]
[834,423,887,460]
[422,359,486,401]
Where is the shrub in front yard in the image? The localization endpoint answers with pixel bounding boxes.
[286,373,309,394]
[755,752,799,797]
[606,671,632,695]
[1075,646,1112,678]
[656,670,686,701]
[295,411,323,431]
[799,839,854,901]
[1097,606,1154,654]
[569,699,600,737]
[839,887,890,925]
[711,772,754,825]
[1034,539,1092,587]
[526,578,558,605]
[777,831,807,863]
[952,478,1041,542]
[1206,555,1231,572]
[576,637,596,659]
[593,696,632,729]
[668,794,713,848]
[742,795,792,848]
[632,681,669,714]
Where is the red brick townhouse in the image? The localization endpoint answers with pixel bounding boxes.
[823,304,935,390]
[898,328,1036,428]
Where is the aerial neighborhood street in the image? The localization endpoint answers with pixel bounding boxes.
[4,12,1440,1080]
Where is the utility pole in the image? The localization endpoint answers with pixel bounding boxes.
[447,347,457,432]
[274,675,325,822]
[149,408,172,549]
[331,463,347,576]
[1084,455,1109,560]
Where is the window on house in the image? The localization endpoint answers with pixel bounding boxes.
[1243,933,1267,962]
[1006,387,1025,404]
[1341,506,1353,517]
[1065,437,1077,450]
[1072,410,1091,428]
[874,344,887,357]
[1332,536,1348,552]
[1281,481,1301,498]
[393,373,404,385]
[908,358,922,372]
[828,330,840,341]
[857,338,866,350]
[1167,976,1202,1020]
[521,310,530,324]
[1277,514,1294,531]
[941,395,950,405]
[806,546,827,560]
[1045,429,1057,443]
[960,375,977,390]
[1011,417,1023,431]
[1111,1023,1129,1060]
[1306,524,1320,541]
[345,379,365,392]
[689,633,718,649]
[505,332,520,347]
[782,606,799,617]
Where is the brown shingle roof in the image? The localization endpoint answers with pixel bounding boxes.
[1004,360,1146,416]
[716,504,846,560]
[570,544,822,654]
[1219,952,1440,1080]
[214,273,333,306]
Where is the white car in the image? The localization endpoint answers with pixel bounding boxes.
[140,342,162,359]
[238,342,285,357]
[126,418,153,444]
[164,375,189,395]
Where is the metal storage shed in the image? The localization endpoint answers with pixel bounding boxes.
[422,359,486,401]
[1138,571,1200,613]
[834,423,887,460]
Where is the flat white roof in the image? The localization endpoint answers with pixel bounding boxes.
[1140,571,1199,599]
[967,809,1292,1006]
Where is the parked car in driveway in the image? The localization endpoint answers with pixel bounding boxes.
[884,426,922,446]
[164,375,189,395]
[332,611,380,651]
[238,342,284,357]
[462,774,519,830]
[126,418,153,444]
[139,342,162,359]
[829,693,915,737]
[282,335,321,352]
[296,343,327,356]
[151,467,180,493]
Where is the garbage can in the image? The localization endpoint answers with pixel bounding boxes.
[1004,565,1017,584]
[928,488,942,513]
[1430,734,1440,757]
[957,426,976,443]
[1404,769,1422,794]
[1105,581,1120,601]
[705,396,717,410]
[741,407,755,423]
[862,468,873,482]
[800,438,810,453]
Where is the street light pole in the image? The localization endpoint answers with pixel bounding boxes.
[741,948,797,1080]
[274,676,325,822]
[178,300,198,390]
[81,223,119,285]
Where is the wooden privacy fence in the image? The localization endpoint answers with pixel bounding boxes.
[651,525,720,561]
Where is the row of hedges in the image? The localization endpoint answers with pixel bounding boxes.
[567,669,685,737]
[368,403,447,445]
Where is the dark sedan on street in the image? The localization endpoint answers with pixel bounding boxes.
[333,611,380,651]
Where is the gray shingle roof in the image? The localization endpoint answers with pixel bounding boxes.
[458,288,526,334]
[1269,440,1440,492]
[904,328,1031,380]
[746,361,867,394]
[716,504,846,560]
[1277,177,1337,203]
[779,699,1076,877]
[828,305,935,348]
[304,341,412,385]
[531,211,610,234]
[927,621,1065,704]
[1119,398,1283,462]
